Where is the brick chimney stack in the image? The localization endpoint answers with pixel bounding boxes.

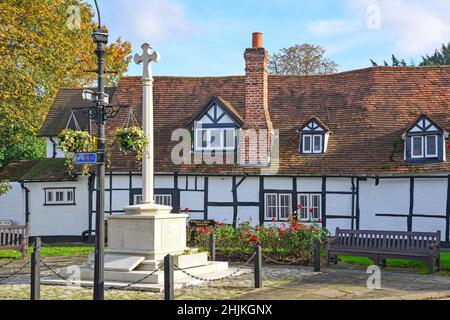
[241,32,273,165]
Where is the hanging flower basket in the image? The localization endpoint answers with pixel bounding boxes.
[115,126,149,161]
[58,129,93,154]
[58,129,93,175]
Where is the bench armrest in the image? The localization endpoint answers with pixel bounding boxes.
[326,237,337,247]
[429,242,440,250]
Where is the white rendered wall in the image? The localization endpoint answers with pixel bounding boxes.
[359,179,410,231]
[45,137,65,159]
[0,182,25,225]
[27,177,89,237]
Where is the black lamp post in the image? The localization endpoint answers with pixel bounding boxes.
[92,0,108,301]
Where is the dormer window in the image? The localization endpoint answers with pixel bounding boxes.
[299,118,329,154]
[404,115,448,163]
[187,96,243,152]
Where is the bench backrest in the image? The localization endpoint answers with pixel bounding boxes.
[333,228,440,253]
[0,225,28,250]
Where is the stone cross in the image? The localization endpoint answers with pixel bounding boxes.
[134,43,160,80]
[134,43,160,205]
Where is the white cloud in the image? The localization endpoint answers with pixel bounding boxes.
[347,0,450,55]
[307,0,450,56]
[107,0,199,42]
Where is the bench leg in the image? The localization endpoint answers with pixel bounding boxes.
[436,257,441,272]
[333,255,339,264]
[428,258,435,274]
[382,259,387,268]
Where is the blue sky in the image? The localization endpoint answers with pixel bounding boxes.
[86,0,450,77]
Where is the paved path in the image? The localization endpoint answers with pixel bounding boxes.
[1,256,450,300]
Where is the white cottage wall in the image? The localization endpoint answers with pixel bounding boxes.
[0,182,25,225]
[27,178,89,237]
[45,138,65,159]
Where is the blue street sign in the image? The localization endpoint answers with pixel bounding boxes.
[74,153,97,165]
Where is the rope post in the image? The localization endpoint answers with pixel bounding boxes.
[254,245,262,288]
[209,233,216,261]
[30,237,41,300]
[164,254,174,300]
[314,239,321,272]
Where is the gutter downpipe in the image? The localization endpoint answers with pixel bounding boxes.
[49,137,57,158]
[20,181,30,229]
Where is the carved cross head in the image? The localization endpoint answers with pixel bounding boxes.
[134,43,160,79]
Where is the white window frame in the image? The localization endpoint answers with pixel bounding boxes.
[154,194,172,207]
[297,193,321,222]
[425,135,438,158]
[45,188,75,205]
[302,134,323,154]
[195,128,236,151]
[264,193,292,221]
[411,136,424,159]
[133,194,172,207]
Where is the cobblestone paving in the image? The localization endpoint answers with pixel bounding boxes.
[1,256,450,300]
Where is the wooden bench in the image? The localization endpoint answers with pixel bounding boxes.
[326,228,441,273]
[0,225,28,258]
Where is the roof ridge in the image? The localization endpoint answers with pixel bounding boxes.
[269,65,450,79]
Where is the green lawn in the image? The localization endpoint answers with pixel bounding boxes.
[0,244,94,260]
[338,251,450,274]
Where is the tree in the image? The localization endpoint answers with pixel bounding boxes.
[420,43,450,66]
[0,0,132,169]
[0,180,11,197]
[370,54,410,67]
[269,44,338,75]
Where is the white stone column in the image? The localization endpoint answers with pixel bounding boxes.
[134,43,159,205]
[142,76,154,204]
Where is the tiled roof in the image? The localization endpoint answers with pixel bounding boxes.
[0,159,77,182]
[38,87,117,137]
[37,66,450,176]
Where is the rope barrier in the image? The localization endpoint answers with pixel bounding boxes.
[173,252,256,283]
[40,258,162,291]
[39,259,78,286]
[0,260,30,284]
[0,260,18,269]
[105,267,161,291]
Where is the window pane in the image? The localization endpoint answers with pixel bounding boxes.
[224,129,235,148]
[265,194,277,219]
[412,136,423,157]
[196,130,207,149]
[426,135,437,156]
[154,195,172,206]
[311,195,321,221]
[209,129,221,148]
[134,195,143,205]
[298,195,308,220]
[313,135,322,152]
[279,194,292,219]
[56,192,63,202]
[47,191,53,202]
[303,135,311,153]
[67,191,73,202]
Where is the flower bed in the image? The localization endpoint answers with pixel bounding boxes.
[188,217,329,265]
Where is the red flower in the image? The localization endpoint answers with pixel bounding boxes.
[239,233,244,238]
[297,204,303,210]
[271,217,276,222]
[310,208,314,213]
[317,218,322,223]
[185,208,190,213]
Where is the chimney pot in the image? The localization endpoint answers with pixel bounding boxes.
[252,32,263,48]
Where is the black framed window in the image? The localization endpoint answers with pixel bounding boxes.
[44,188,76,206]
[405,116,446,163]
[299,118,329,155]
